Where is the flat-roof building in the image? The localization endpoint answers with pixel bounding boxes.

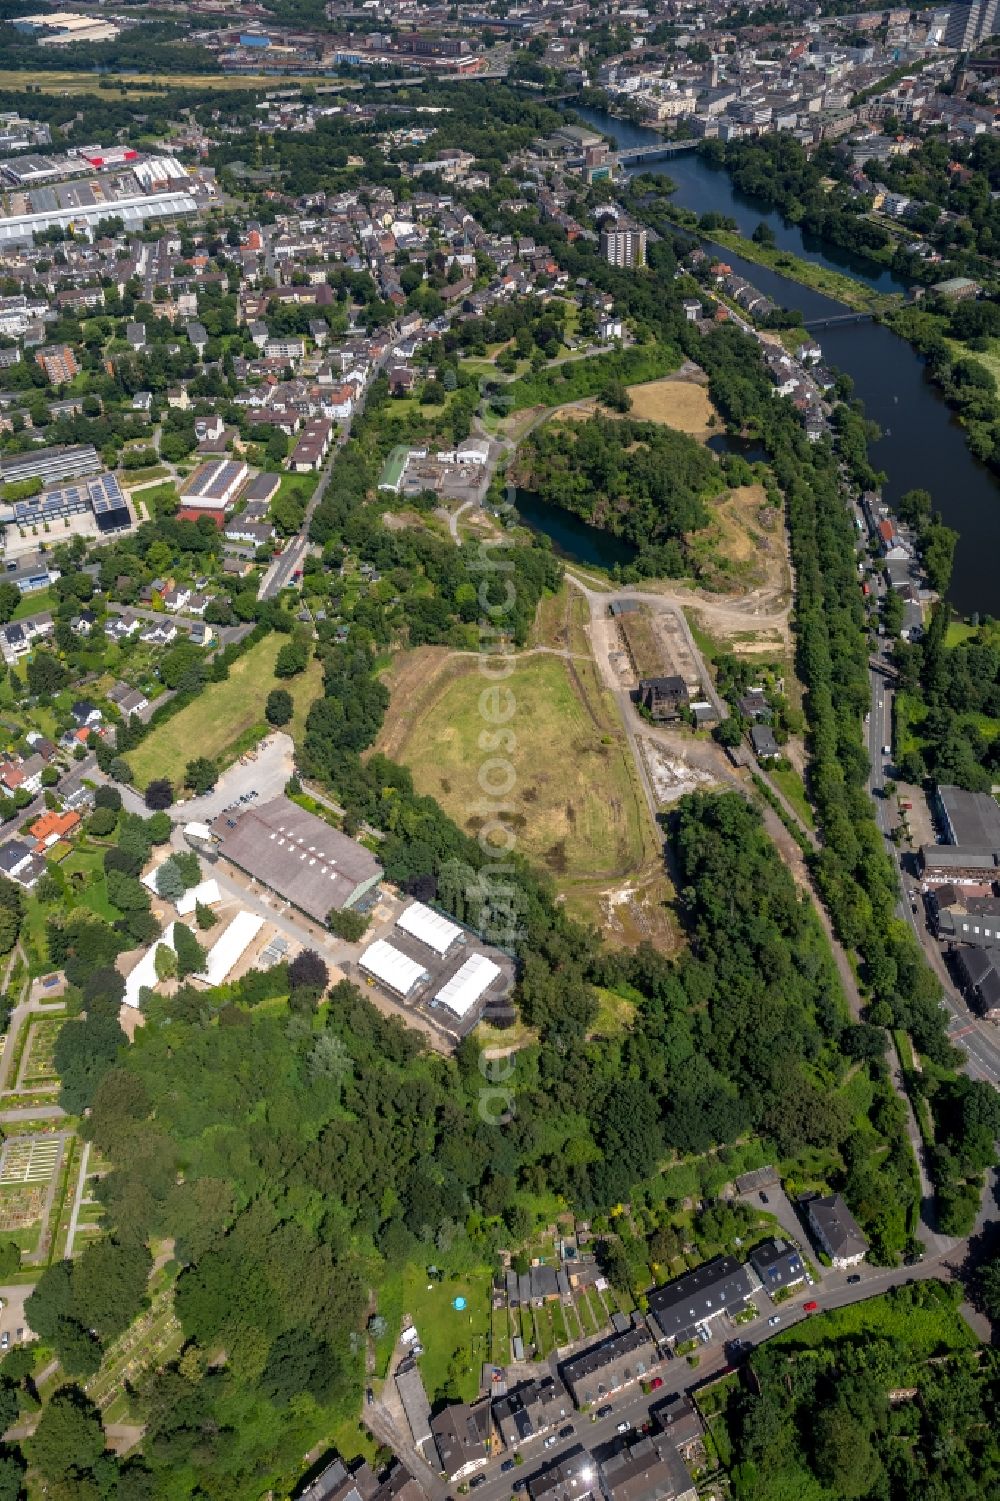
[181,459,250,512]
[213,796,382,923]
[0,443,100,488]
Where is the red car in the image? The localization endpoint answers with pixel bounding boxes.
[803,1301,819,1313]
[649,1377,663,1390]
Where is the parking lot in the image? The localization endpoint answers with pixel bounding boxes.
[172,732,294,824]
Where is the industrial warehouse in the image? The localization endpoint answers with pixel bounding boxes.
[211,796,383,924]
[356,899,510,1038]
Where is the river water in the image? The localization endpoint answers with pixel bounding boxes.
[529,103,1000,618]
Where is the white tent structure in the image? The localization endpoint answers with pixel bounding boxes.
[123,922,177,1009]
[198,910,265,987]
[176,879,221,916]
[359,939,429,998]
[434,953,501,1020]
[395,901,462,957]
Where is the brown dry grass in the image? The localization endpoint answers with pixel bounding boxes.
[546,378,720,439]
[625,378,719,437]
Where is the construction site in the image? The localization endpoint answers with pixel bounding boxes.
[609,600,706,700]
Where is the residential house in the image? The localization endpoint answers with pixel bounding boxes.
[107,681,149,719]
[29,808,80,851]
[0,839,44,888]
[750,725,781,761]
[748,1237,807,1298]
[600,1436,697,1501]
[805,1194,868,1268]
[647,1257,759,1346]
[559,1322,658,1406]
[529,1448,601,1501]
[70,701,102,729]
[429,1402,489,1483]
[493,1376,572,1451]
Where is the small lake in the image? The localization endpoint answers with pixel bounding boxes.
[515,490,638,569]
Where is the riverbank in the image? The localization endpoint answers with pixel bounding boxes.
[703,228,899,315]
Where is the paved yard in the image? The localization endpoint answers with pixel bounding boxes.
[168,732,295,824]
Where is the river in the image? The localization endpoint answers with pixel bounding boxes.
[537,103,1000,618]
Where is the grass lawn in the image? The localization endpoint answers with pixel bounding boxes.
[396,1264,492,1405]
[11,588,57,622]
[128,634,322,788]
[377,652,658,928]
[768,764,816,830]
[591,985,637,1037]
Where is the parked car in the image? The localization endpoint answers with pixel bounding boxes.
[759,1191,769,1203]
[616,1421,631,1435]
[470,1476,487,1490]
[648,1377,663,1391]
[597,1405,613,1419]
[559,1425,575,1439]
[768,1315,781,1327]
[803,1301,819,1313]
[543,1436,558,1449]
[501,1460,516,1474]
[847,1274,861,1285]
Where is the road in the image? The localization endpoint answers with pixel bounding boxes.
[449,1254,960,1501]
[866,664,1000,1086]
[258,338,395,601]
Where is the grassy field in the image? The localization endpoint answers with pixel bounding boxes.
[769,764,816,830]
[773,1281,974,1359]
[128,634,323,788]
[0,69,339,97]
[376,648,667,935]
[392,1265,492,1405]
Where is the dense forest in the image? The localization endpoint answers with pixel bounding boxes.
[893,606,1000,790]
[513,415,724,576]
[29,776,926,1495]
[723,1282,999,1501]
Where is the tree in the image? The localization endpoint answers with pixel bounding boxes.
[195,901,217,931]
[144,779,173,811]
[266,687,294,726]
[88,805,118,838]
[0,582,20,624]
[275,639,308,678]
[27,1385,106,1485]
[184,757,217,794]
[95,786,122,812]
[27,651,68,697]
[288,949,329,995]
[154,944,176,982]
[173,924,206,980]
[108,756,133,784]
[53,1015,124,1114]
[752,220,776,247]
[327,908,369,942]
[154,861,185,902]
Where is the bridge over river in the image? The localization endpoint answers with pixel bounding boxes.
[614,139,700,166]
[803,311,875,331]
